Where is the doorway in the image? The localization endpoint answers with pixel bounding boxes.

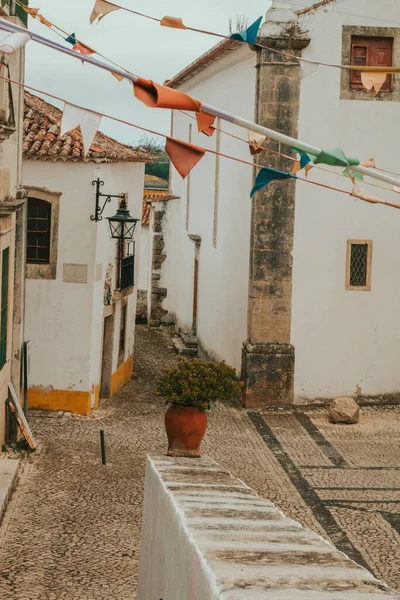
[100,314,115,402]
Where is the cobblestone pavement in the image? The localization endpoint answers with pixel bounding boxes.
[0,325,399,598]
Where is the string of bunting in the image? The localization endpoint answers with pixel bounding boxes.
[14,0,134,77]
[180,110,400,197]
[13,0,399,100]
[13,1,400,196]
[84,0,400,96]
[0,71,398,210]
[1,15,399,192]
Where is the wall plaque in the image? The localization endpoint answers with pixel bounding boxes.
[63,263,88,284]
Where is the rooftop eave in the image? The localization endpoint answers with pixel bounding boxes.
[165,38,242,89]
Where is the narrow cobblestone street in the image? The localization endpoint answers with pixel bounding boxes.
[0,326,399,599]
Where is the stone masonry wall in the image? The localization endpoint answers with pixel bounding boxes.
[242,32,310,408]
[149,207,168,326]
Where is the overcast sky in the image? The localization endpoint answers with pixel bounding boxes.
[24,0,272,146]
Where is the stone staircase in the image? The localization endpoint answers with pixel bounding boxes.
[172,332,198,357]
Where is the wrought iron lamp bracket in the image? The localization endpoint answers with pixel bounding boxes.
[91,178,126,222]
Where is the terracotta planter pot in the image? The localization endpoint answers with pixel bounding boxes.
[165,404,208,458]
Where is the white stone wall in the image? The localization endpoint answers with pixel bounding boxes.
[138,456,400,599]
[0,20,26,445]
[166,45,256,371]
[292,0,400,400]
[23,160,144,395]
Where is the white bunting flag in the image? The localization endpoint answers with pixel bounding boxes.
[300,60,319,80]
[360,158,376,169]
[90,0,120,24]
[0,32,32,54]
[351,183,381,205]
[61,103,102,157]
[248,130,266,146]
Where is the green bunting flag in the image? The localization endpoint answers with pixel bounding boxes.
[310,147,360,168]
[230,16,263,45]
[343,168,364,181]
[251,167,296,198]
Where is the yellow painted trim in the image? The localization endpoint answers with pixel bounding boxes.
[28,388,92,416]
[94,384,101,410]
[110,355,134,397]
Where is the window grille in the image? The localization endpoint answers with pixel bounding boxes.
[0,247,9,369]
[27,198,51,263]
[350,243,368,286]
[120,255,134,290]
[119,304,127,355]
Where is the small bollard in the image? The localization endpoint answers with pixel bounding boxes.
[100,429,107,465]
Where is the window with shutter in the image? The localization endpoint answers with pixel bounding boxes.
[350,36,393,91]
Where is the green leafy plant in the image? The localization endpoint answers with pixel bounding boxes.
[155,358,243,411]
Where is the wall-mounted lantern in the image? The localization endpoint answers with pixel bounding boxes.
[107,197,140,241]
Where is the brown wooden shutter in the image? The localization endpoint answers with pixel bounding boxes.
[350,36,393,91]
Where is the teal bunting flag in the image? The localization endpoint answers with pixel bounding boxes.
[230,16,263,45]
[65,33,77,45]
[251,167,296,198]
[300,153,311,169]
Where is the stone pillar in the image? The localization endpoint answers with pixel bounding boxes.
[242,33,310,408]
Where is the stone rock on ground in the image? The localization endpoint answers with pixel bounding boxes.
[329,396,360,424]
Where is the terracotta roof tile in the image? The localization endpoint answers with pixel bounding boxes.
[143,189,178,202]
[23,91,151,163]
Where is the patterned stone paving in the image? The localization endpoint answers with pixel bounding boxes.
[0,325,398,598]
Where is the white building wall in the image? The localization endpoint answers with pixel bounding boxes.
[138,225,150,292]
[167,46,256,370]
[292,0,400,399]
[23,160,143,396]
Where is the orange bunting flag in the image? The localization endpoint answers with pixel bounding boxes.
[38,14,52,27]
[249,142,264,156]
[351,183,381,205]
[134,77,201,112]
[73,42,96,56]
[361,72,388,97]
[112,72,124,82]
[90,0,119,24]
[304,164,314,178]
[360,157,376,169]
[291,160,301,175]
[196,112,216,136]
[160,16,187,30]
[165,137,205,179]
[25,7,40,17]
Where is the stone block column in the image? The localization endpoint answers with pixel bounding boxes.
[242,34,310,408]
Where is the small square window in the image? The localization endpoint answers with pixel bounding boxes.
[345,240,372,291]
[350,36,393,91]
